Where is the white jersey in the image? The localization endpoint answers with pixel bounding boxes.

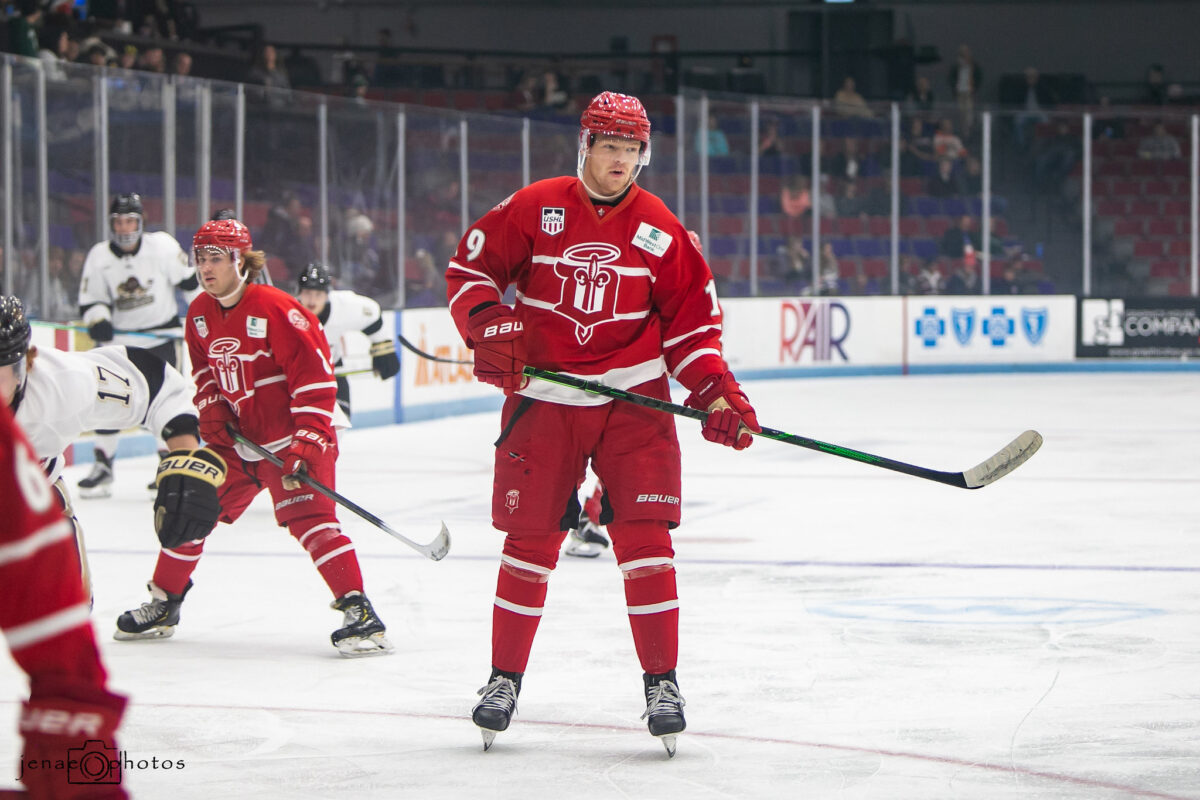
[15,345,196,484]
[78,231,196,347]
[316,289,386,363]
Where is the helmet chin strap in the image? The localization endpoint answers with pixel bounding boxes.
[577,156,640,201]
[210,251,249,305]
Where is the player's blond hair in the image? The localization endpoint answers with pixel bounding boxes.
[241,249,267,277]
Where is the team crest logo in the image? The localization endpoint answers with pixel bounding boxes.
[287,308,311,331]
[541,207,565,236]
[552,242,622,345]
[114,276,153,311]
[1022,307,1048,345]
[208,337,245,394]
[193,315,208,338]
[951,308,975,345]
[247,316,268,339]
[505,489,520,513]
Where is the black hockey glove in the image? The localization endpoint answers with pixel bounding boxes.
[370,340,400,380]
[153,448,227,548]
[88,319,114,343]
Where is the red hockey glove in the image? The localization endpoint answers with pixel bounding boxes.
[684,371,761,450]
[197,394,237,449]
[466,303,527,390]
[20,678,128,799]
[281,428,328,491]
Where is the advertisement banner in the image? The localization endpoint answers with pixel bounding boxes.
[906,296,1074,364]
[1077,297,1200,358]
[722,296,904,371]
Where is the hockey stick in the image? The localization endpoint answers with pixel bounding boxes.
[522,367,1042,490]
[227,427,451,560]
[31,320,182,341]
[396,332,473,365]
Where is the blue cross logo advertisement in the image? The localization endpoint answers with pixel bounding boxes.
[915,305,1048,348]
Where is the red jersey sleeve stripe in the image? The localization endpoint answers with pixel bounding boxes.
[4,601,92,651]
[0,518,75,567]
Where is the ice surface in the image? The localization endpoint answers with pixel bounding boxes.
[3,372,1199,799]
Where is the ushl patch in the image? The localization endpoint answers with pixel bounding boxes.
[193,316,208,338]
[287,308,311,331]
[632,222,672,257]
[247,316,268,338]
[505,489,520,513]
[541,207,565,236]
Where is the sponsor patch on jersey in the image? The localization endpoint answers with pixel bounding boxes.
[632,222,672,258]
[287,307,311,331]
[541,207,565,236]
[247,316,268,339]
[193,315,208,338]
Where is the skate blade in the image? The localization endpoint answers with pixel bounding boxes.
[564,541,604,558]
[335,632,394,658]
[479,728,497,751]
[113,626,175,641]
[78,485,113,499]
[657,733,678,758]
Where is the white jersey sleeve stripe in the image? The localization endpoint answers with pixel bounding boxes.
[4,602,92,650]
[292,381,339,394]
[0,519,74,567]
[663,323,723,349]
[291,405,334,418]
[671,348,722,377]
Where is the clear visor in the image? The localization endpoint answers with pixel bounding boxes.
[109,213,143,248]
[0,357,26,408]
[576,131,651,187]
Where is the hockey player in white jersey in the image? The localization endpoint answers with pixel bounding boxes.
[76,193,200,496]
[0,295,225,619]
[295,263,400,420]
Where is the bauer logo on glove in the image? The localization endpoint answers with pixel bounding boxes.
[154,448,227,548]
[156,450,226,486]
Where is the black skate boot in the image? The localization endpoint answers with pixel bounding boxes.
[114,581,191,640]
[77,451,114,499]
[564,511,610,558]
[330,591,393,657]
[642,670,687,757]
[472,669,522,751]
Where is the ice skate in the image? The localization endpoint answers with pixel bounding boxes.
[77,451,114,498]
[114,581,191,640]
[472,670,521,751]
[642,670,687,757]
[330,591,393,657]
[564,512,609,559]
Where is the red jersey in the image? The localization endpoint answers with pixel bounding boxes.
[446,176,727,405]
[187,283,340,455]
[0,402,106,684]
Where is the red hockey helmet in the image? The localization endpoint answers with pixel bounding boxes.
[193,218,252,254]
[578,92,652,179]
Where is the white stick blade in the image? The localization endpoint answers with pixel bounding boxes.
[962,430,1043,489]
[423,522,451,561]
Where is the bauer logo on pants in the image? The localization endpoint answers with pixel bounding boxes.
[541,207,564,236]
[505,489,520,513]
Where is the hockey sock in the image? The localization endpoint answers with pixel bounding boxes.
[491,533,563,673]
[290,519,363,599]
[612,520,679,675]
[151,539,206,595]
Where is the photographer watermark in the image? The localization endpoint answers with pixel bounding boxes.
[19,739,185,786]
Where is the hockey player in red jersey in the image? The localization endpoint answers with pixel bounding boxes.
[446,91,760,756]
[1,401,128,799]
[114,219,392,657]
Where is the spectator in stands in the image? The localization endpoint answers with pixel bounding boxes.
[36,27,71,81]
[140,46,166,74]
[928,157,964,198]
[782,175,836,228]
[538,70,571,113]
[904,75,936,115]
[940,215,975,260]
[81,38,114,67]
[172,51,193,77]
[1013,67,1057,151]
[1032,121,1080,191]
[1092,96,1127,140]
[962,156,983,195]
[833,76,872,118]
[773,236,810,289]
[813,243,844,296]
[1141,64,1168,106]
[933,118,967,163]
[837,180,873,218]
[901,118,936,177]
[261,191,307,279]
[350,73,370,104]
[1138,121,1181,160]
[248,44,292,93]
[759,118,783,158]
[118,45,138,71]
[845,272,880,296]
[341,208,379,290]
[945,257,981,295]
[696,113,730,156]
[991,263,1028,294]
[8,1,42,58]
[332,37,367,87]
[947,44,982,139]
[827,138,866,183]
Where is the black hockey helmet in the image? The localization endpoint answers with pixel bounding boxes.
[0,295,31,367]
[298,263,333,293]
[109,192,145,248]
[210,208,238,221]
